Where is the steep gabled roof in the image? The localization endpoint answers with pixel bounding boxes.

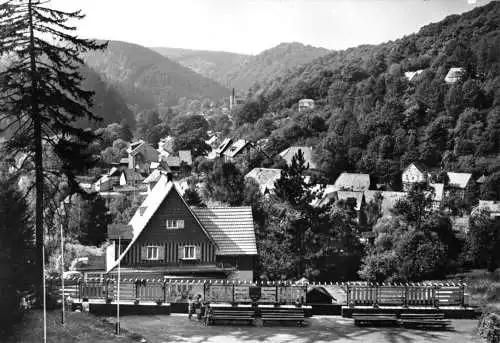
[215,138,232,154]
[445,67,464,84]
[447,172,472,189]
[477,175,487,183]
[279,146,317,170]
[429,183,444,202]
[192,207,257,255]
[334,173,370,191]
[223,139,252,158]
[245,168,282,193]
[106,176,217,272]
[143,169,170,184]
[121,169,145,184]
[403,162,427,174]
[127,140,145,155]
[178,150,192,166]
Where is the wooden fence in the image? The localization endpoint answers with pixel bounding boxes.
[47,278,467,308]
[345,282,467,308]
[48,278,307,305]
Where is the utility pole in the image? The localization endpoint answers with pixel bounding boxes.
[116,235,121,335]
[60,220,65,324]
[42,245,47,343]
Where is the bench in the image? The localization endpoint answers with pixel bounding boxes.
[260,307,305,326]
[204,306,255,326]
[399,313,452,329]
[352,313,398,327]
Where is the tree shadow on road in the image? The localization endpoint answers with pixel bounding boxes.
[115,315,468,343]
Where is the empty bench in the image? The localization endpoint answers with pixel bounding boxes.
[399,313,451,329]
[260,307,305,326]
[353,313,398,327]
[204,306,255,326]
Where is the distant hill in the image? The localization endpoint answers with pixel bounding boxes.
[152,47,250,88]
[226,42,330,91]
[154,42,330,91]
[83,41,230,111]
[235,1,500,185]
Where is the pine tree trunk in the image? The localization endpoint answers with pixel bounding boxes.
[28,0,44,307]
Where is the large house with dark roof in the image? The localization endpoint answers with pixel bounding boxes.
[106,174,257,280]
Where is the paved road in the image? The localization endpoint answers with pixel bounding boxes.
[114,314,480,343]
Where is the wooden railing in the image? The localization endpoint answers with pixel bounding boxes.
[345,282,467,308]
[49,278,307,305]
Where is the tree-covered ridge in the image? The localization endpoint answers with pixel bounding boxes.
[83,40,230,111]
[155,42,330,92]
[152,46,250,87]
[235,1,500,189]
[226,42,330,91]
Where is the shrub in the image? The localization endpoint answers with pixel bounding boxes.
[478,310,500,343]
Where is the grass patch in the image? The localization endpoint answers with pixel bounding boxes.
[3,310,138,343]
[446,269,500,309]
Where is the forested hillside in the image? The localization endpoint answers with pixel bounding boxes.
[235,2,500,191]
[155,42,330,91]
[83,41,230,112]
[152,47,250,87]
[227,42,330,90]
[79,66,135,128]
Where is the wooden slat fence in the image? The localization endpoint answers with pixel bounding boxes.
[346,283,466,308]
[49,278,307,305]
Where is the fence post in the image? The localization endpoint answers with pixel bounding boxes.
[433,285,439,308]
[232,283,235,306]
[347,284,353,308]
[461,284,466,308]
[275,284,278,305]
[403,284,408,309]
[373,284,379,309]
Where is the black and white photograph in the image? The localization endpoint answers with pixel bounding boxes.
[0,0,499,342]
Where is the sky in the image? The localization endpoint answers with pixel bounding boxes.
[50,0,493,55]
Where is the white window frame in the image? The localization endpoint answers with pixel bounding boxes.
[183,245,196,260]
[166,219,178,229]
[146,246,159,260]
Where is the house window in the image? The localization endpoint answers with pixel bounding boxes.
[166,219,184,229]
[146,246,159,260]
[183,245,196,259]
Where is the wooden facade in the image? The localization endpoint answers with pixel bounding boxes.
[107,178,257,280]
[113,188,217,268]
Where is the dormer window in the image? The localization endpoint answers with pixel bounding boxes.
[166,219,184,229]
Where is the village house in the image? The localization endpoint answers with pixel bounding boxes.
[316,190,366,223]
[245,168,282,195]
[445,67,465,84]
[471,200,500,219]
[106,175,257,280]
[402,162,428,191]
[279,146,318,170]
[334,172,371,191]
[94,167,122,192]
[127,140,159,173]
[446,172,474,204]
[222,139,255,162]
[298,99,315,112]
[429,183,445,209]
[404,70,424,82]
[364,190,407,216]
[215,137,233,157]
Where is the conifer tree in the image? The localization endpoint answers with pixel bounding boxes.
[0,0,106,303]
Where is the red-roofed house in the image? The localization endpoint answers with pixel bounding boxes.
[106,175,257,280]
